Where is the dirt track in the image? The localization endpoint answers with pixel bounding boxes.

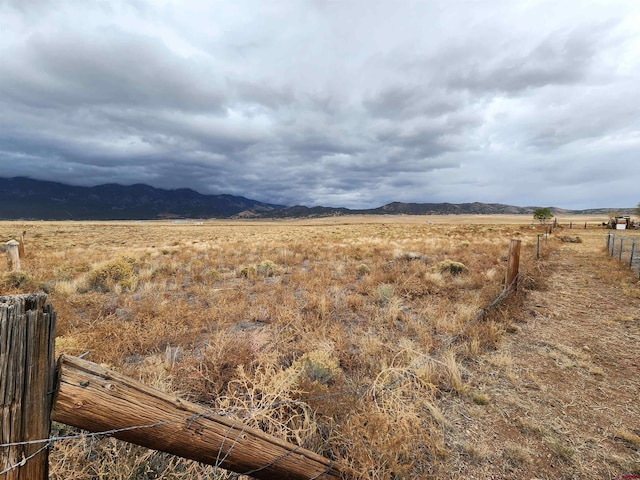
[440,230,640,479]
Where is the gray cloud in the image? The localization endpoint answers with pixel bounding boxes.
[0,0,638,209]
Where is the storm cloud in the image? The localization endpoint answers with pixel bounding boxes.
[1,0,638,209]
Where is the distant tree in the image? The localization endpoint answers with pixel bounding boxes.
[533,207,553,225]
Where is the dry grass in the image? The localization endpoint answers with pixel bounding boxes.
[0,218,550,478]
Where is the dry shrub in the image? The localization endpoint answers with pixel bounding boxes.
[256,259,280,276]
[174,333,258,401]
[87,256,137,292]
[292,349,342,385]
[438,260,468,275]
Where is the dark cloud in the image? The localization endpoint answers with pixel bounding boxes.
[0,0,638,209]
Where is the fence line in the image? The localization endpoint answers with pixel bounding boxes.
[606,233,640,277]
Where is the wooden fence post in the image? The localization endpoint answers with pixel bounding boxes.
[619,238,624,261]
[5,241,20,273]
[17,233,25,260]
[504,239,521,291]
[0,294,57,480]
[52,356,351,480]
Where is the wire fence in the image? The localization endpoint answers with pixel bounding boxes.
[606,232,640,277]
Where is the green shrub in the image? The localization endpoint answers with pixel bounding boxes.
[292,350,341,385]
[87,258,137,291]
[376,284,394,304]
[257,260,280,277]
[356,264,371,275]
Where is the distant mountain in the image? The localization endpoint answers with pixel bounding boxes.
[261,202,635,218]
[0,177,633,220]
[0,177,285,220]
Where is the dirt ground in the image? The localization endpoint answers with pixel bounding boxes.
[438,229,640,479]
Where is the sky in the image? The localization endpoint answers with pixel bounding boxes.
[1,0,639,210]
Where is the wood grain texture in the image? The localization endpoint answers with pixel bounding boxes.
[0,294,56,480]
[52,355,351,480]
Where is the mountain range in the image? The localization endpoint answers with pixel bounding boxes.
[0,177,633,220]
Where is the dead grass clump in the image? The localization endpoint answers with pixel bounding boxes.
[173,334,258,401]
[239,264,257,278]
[0,271,39,291]
[49,425,215,480]
[560,236,583,243]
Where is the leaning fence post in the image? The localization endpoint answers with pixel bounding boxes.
[5,241,21,272]
[0,294,57,480]
[630,240,636,268]
[505,239,521,291]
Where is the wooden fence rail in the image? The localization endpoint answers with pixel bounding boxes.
[52,355,350,480]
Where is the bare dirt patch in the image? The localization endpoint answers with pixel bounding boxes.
[439,230,640,479]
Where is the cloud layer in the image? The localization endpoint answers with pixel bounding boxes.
[1,0,639,209]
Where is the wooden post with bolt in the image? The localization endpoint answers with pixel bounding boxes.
[0,294,57,480]
[5,241,20,273]
[504,239,521,291]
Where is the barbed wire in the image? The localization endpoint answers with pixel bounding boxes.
[0,443,50,476]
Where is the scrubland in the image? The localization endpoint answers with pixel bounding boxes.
[0,217,553,478]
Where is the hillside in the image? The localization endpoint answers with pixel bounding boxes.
[0,177,284,220]
[0,177,634,220]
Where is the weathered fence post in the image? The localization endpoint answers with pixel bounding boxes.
[569,221,572,229]
[536,234,542,259]
[505,239,521,291]
[17,233,25,260]
[0,294,57,480]
[618,238,624,262]
[5,241,20,273]
[610,234,616,256]
[630,239,636,268]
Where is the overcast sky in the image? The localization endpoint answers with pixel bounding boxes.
[1,1,639,209]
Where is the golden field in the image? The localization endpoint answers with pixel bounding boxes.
[0,216,582,478]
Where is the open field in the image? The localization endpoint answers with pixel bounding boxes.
[1,217,638,478]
